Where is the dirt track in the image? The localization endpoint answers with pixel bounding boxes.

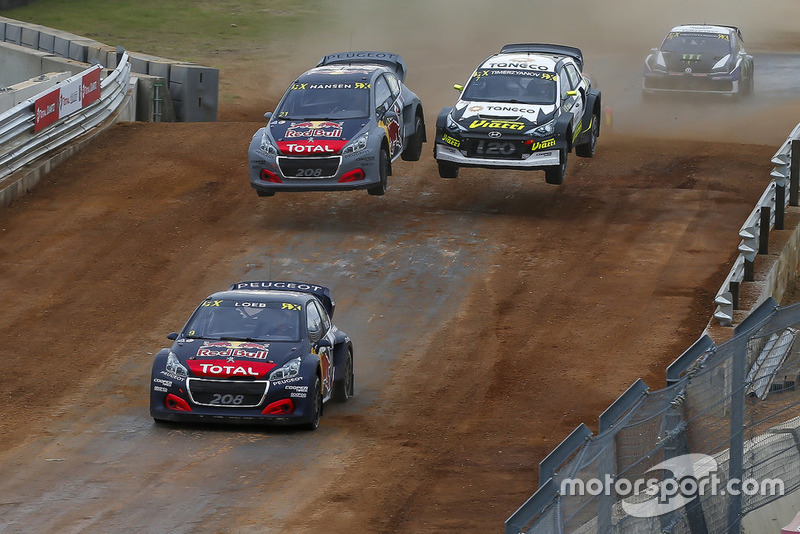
[0,119,779,531]
[3,1,800,530]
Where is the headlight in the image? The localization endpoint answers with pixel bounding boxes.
[528,120,555,137]
[446,114,466,132]
[166,351,187,378]
[260,132,278,155]
[270,357,302,381]
[342,131,369,155]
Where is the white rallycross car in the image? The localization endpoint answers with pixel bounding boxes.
[433,43,601,185]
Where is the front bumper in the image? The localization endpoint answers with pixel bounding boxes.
[249,152,381,193]
[643,72,739,95]
[434,141,561,170]
[150,372,316,426]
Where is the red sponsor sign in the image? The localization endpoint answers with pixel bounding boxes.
[33,88,59,133]
[33,65,102,133]
[81,67,101,106]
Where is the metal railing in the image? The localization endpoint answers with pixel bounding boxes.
[714,122,800,326]
[0,51,131,182]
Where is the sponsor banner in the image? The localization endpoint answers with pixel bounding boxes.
[34,65,102,133]
[186,359,277,378]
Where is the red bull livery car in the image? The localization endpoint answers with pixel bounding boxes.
[248,51,426,196]
[150,281,354,430]
[643,24,754,97]
[433,43,601,185]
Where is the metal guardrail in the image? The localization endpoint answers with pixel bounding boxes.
[0,51,131,182]
[713,122,800,326]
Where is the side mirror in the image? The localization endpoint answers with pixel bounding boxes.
[453,84,464,92]
[316,338,332,349]
[167,332,178,340]
[264,111,273,121]
[566,90,578,97]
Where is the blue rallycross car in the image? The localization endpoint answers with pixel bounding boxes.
[248,51,426,196]
[149,281,354,430]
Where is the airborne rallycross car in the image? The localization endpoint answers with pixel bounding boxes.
[643,24,754,97]
[248,51,426,196]
[150,281,354,430]
[433,43,601,185]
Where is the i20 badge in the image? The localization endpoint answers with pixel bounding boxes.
[488,131,502,138]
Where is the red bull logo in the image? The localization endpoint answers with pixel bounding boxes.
[198,341,270,359]
[285,121,344,139]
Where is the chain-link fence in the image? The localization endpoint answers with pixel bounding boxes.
[507,299,800,533]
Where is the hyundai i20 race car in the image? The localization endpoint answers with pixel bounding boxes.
[248,51,426,196]
[433,43,601,185]
[150,281,354,430]
[643,24,754,97]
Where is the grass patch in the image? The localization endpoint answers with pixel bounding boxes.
[3,0,321,66]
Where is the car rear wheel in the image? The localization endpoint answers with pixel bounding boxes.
[301,376,322,431]
[332,349,354,402]
[575,111,599,158]
[437,160,459,179]
[367,148,389,196]
[544,150,567,185]
[401,115,424,161]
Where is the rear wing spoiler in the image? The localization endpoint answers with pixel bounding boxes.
[500,43,584,71]
[229,281,336,318]
[317,51,407,82]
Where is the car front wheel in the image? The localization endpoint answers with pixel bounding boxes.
[437,160,459,179]
[544,150,567,185]
[301,376,322,431]
[367,148,389,196]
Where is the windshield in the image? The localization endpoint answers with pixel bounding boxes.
[661,32,732,57]
[183,299,302,342]
[275,80,370,120]
[462,70,556,105]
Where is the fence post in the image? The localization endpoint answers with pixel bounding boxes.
[759,206,770,254]
[776,184,785,230]
[792,139,800,206]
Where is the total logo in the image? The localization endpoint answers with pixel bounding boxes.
[278,140,347,155]
[187,359,276,378]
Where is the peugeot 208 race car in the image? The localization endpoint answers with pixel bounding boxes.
[643,24,754,97]
[150,281,354,430]
[248,51,426,196]
[433,43,601,185]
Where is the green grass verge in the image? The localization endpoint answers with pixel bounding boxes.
[3,0,321,66]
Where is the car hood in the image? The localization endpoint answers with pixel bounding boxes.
[171,339,302,379]
[451,100,557,131]
[268,118,368,155]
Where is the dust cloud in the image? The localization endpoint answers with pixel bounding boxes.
[256,0,800,145]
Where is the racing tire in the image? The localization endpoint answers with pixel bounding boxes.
[301,376,322,431]
[575,111,599,158]
[367,148,389,196]
[437,160,459,179]
[256,189,275,197]
[544,150,567,185]
[332,349,354,403]
[401,115,425,161]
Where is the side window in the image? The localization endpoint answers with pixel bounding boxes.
[314,300,332,332]
[385,72,401,99]
[306,301,323,342]
[558,66,571,100]
[564,64,582,90]
[374,75,393,113]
